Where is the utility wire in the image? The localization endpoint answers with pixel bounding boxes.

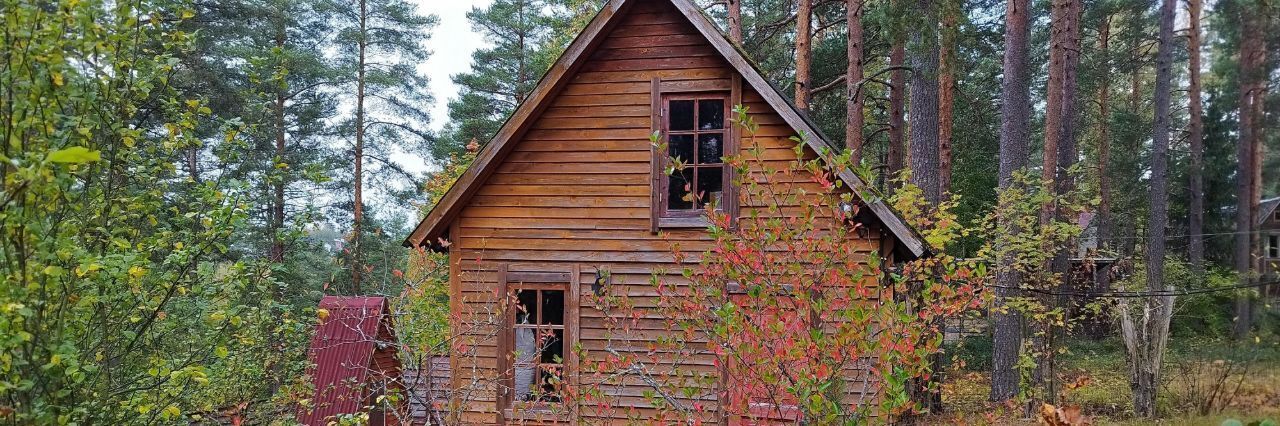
[989,279,1280,298]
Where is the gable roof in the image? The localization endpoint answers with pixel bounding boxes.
[298,296,397,424]
[405,0,928,259]
[1261,197,1280,226]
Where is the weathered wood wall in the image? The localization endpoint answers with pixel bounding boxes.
[445,2,883,424]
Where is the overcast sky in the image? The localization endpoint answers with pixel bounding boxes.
[413,0,493,131]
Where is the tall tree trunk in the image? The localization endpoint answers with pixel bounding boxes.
[186,148,199,182]
[1042,0,1082,222]
[1125,0,1176,415]
[887,42,907,191]
[1089,15,1114,340]
[938,6,956,198]
[728,0,742,44]
[351,0,367,294]
[907,0,941,205]
[1232,2,1265,340]
[846,0,865,162]
[795,0,812,110]
[1032,0,1082,401]
[990,0,1032,403]
[271,26,287,265]
[1186,0,1205,277]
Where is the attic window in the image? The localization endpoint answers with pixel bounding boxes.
[665,97,726,210]
[655,93,736,228]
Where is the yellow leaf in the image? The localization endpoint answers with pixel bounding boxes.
[52,72,63,86]
[47,146,100,163]
[316,308,330,320]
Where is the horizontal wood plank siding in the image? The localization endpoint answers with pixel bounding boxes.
[446,2,881,424]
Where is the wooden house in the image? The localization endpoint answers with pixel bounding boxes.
[1260,197,1279,291]
[298,296,405,425]
[403,0,928,423]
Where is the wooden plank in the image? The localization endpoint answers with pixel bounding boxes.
[607,22,700,38]
[495,162,649,174]
[532,116,650,130]
[540,104,650,118]
[483,173,647,186]
[504,150,649,163]
[513,140,647,152]
[557,81,651,96]
[475,184,650,197]
[581,56,727,72]
[659,78,731,92]
[522,128,653,141]
[572,68,730,83]
[469,195,648,209]
[460,206,650,220]
[551,93,645,107]
[591,45,719,61]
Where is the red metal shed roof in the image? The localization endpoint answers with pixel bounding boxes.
[297,296,393,425]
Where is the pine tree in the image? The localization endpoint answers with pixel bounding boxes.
[906,0,941,204]
[329,0,437,292]
[990,0,1032,403]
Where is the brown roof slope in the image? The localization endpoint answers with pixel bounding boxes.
[405,0,928,258]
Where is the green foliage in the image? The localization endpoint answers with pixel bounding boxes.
[0,0,296,421]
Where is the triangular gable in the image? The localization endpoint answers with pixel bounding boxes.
[405,0,928,258]
[1261,197,1280,226]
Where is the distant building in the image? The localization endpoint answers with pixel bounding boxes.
[297,296,404,425]
[1261,197,1279,289]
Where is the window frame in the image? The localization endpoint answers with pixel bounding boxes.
[1268,234,1279,259]
[496,265,580,422]
[650,76,742,231]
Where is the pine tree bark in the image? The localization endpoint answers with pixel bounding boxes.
[1089,15,1114,340]
[795,0,812,110]
[1123,0,1176,415]
[846,0,865,162]
[938,8,956,198]
[351,0,367,294]
[1232,2,1265,340]
[1041,0,1081,224]
[1186,0,1205,277]
[728,0,743,44]
[907,0,941,205]
[887,42,907,191]
[271,26,287,265]
[1034,0,1082,400]
[989,0,1032,403]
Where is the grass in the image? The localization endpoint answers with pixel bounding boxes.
[928,335,1280,424]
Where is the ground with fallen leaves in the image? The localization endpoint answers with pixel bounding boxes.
[922,337,1280,425]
